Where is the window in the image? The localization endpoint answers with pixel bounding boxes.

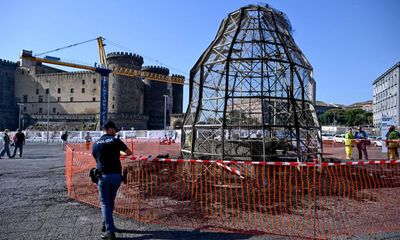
[112,105,115,109]
[93,78,96,84]
[23,95,28,103]
[82,88,85,93]
[52,108,56,113]
[70,88,74,93]
[23,107,27,112]
[46,88,49,94]
[39,108,43,114]
[92,97,96,102]
[57,97,61,102]
[112,96,115,100]
[70,97,74,102]
[58,88,61,94]
[36,89,39,95]
[38,95,43,102]
[82,79,85,85]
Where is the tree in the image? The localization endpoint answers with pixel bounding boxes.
[320,108,373,126]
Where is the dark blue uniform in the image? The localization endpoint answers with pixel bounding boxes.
[92,134,128,236]
[92,134,127,174]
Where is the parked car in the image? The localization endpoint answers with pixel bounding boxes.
[322,133,334,141]
[333,134,345,143]
[369,136,383,147]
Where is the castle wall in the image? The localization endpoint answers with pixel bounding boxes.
[0,59,17,130]
[15,70,101,115]
[10,51,181,131]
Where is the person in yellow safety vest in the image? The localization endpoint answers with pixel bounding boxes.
[386,125,399,160]
[344,128,354,160]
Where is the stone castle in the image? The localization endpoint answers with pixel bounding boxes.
[0,52,183,131]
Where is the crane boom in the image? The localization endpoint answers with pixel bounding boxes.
[20,52,185,85]
[111,66,185,84]
[22,54,97,72]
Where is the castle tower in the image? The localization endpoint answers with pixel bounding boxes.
[107,52,148,129]
[182,4,322,161]
[171,74,184,114]
[142,66,171,130]
[0,59,18,130]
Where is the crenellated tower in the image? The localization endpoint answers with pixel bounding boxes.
[142,66,171,130]
[106,52,148,129]
[0,59,18,130]
[171,74,184,114]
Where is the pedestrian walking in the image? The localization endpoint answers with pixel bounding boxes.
[84,132,92,151]
[92,121,132,240]
[355,126,369,160]
[344,128,354,160]
[386,125,399,160]
[0,129,13,159]
[61,131,68,151]
[11,129,25,158]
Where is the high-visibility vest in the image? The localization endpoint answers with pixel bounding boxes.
[387,131,399,148]
[344,132,354,146]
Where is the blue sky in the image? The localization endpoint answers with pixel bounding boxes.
[1,0,399,108]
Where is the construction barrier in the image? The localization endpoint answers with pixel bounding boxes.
[65,143,400,239]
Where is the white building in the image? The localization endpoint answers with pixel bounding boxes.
[372,62,400,128]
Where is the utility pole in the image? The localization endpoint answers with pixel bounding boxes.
[17,103,24,129]
[163,95,168,137]
[47,79,51,144]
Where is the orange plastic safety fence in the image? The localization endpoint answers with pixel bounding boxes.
[65,144,400,239]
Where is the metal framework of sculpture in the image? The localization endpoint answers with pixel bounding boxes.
[182,4,322,162]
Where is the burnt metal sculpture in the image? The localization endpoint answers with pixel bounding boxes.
[182,4,322,162]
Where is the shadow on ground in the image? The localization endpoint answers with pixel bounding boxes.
[116,229,254,240]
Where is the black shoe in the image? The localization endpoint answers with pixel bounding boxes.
[101,223,106,232]
[101,232,116,240]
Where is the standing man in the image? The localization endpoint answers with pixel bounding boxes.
[61,131,68,151]
[355,126,368,160]
[12,129,25,158]
[84,132,92,151]
[92,121,132,240]
[0,129,12,159]
[344,128,354,160]
[386,125,399,160]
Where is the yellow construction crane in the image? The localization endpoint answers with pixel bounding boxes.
[20,36,185,126]
[21,37,185,85]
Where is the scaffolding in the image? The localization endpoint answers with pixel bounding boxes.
[182,4,322,162]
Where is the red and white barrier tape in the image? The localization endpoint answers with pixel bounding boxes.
[73,151,400,167]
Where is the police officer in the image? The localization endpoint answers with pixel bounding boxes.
[355,126,369,160]
[92,121,132,240]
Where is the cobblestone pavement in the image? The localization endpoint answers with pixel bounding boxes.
[0,143,398,240]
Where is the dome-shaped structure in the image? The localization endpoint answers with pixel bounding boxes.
[182,4,321,161]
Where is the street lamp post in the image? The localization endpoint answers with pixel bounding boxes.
[17,103,24,129]
[163,95,168,137]
[47,79,51,144]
